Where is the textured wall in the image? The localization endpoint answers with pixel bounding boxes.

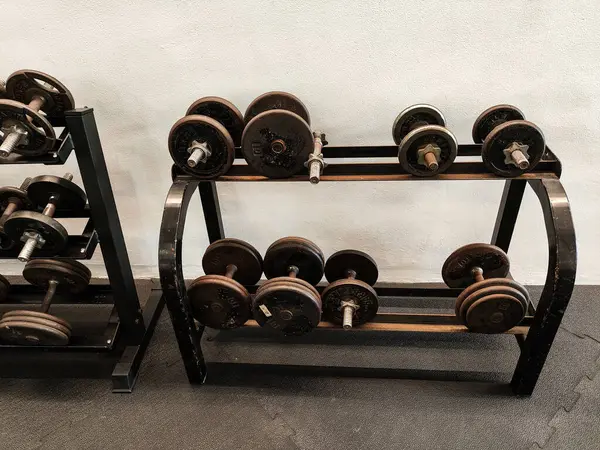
[1,1,598,284]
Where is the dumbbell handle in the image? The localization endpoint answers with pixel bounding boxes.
[224,264,237,279]
[287,265,300,278]
[340,268,359,330]
[472,267,485,283]
[306,132,327,184]
[41,279,58,313]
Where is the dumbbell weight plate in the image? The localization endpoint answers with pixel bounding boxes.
[23,258,91,294]
[0,313,71,335]
[187,275,252,329]
[202,238,263,285]
[186,97,245,146]
[482,120,545,177]
[321,279,378,326]
[472,104,525,144]
[241,110,313,178]
[0,318,70,345]
[455,277,530,318]
[169,115,235,179]
[0,274,9,301]
[442,243,510,288]
[2,309,72,330]
[264,236,324,285]
[0,185,34,212]
[0,81,6,99]
[252,277,322,335]
[392,104,446,145]
[0,99,56,156]
[27,175,87,212]
[465,293,525,334]
[324,250,379,286]
[48,258,93,282]
[5,69,75,119]
[457,283,528,325]
[398,125,458,177]
[244,91,311,125]
[3,212,68,253]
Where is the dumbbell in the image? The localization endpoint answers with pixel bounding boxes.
[0,79,6,99]
[0,258,90,345]
[0,70,75,158]
[0,178,33,250]
[241,91,327,181]
[472,105,545,177]
[169,97,242,178]
[322,250,379,329]
[3,173,87,262]
[187,238,263,329]
[392,104,458,177]
[0,274,9,302]
[442,243,529,333]
[252,236,324,335]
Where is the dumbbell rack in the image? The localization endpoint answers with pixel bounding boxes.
[0,108,163,392]
[158,144,576,396]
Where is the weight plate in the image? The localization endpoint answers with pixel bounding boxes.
[5,69,75,118]
[202,238,263,285]
[3,211,68,253]
[241,109,313,178]
[457,283,528,325]
[465,293,525,333]
[264,236,324,285]
[482,120,545,177]
[0,313,71,336]
[252,278,322,335]
[442,243,510,288]
[321,278,378,326]
[472,104,525,144]
[2,309,71,330]
[0,185,33,211]
[169,115,235,179]
[324,249,378,285]
[398,125,458,177]
[261,276,321,301]
[186,97,244,146]
[0,318,69,345]
[244,91,311,125]
[187,275,251,329]
[0,99,55,156]
[454,278,529,318]
[27,175,87,212]
[392,104,446,145]
[0,274,9,301]
[23,258,91,293]
[0,80,6,99]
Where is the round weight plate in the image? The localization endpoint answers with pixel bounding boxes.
[324,250,378,285]
[482,120,545,177]
[0,81,6,99]
[442,243,510,288]
[187,275,251,329]
[472,104,525,144]
[458,284,528,325]
[244,91,311,125]
[465,294,525,333]
[186,97,244,147]
[398,125,458,177]
[392,104,446,145]
[5,69,75,118]
[260,276,321,301]
[0,186,33,211]
[23,258,91,293]
[252,279,322,335]
[321,279,378,326]
[2,309,71,330]
[269,236,325,265]
[0,318,69,345]
[169,115,235,179]
[27,175,87,212]
[48,258,93,282]
[0,274,9,301]
[3,211,68,253]
[264,236,324,285]
[0,313,71,336]
[0,99,55,156]
[454,278,529,318]
[202,238,263,285]
[241,110,313,178]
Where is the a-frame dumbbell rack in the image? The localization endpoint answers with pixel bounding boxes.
[158,144,576,396]
[0,108,163,392]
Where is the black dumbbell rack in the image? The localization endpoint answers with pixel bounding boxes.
[0,108,163,392]
[158,144,576,396]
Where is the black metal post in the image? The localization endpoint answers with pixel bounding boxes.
[64,108,146,343]
[491,180,526,252]
[198,181,225,242]
[511,179,577,395]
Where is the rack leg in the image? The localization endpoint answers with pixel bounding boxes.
[510,179,576,395]
[491,180,526,252]
[198,181,224,243]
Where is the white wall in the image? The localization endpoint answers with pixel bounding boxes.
[1,1,598,284]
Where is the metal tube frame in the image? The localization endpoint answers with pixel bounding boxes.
[0,108,164,392]
[159,145,576,396]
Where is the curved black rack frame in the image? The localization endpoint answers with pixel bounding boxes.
[0,109,163,392]
[159,144,576,396]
